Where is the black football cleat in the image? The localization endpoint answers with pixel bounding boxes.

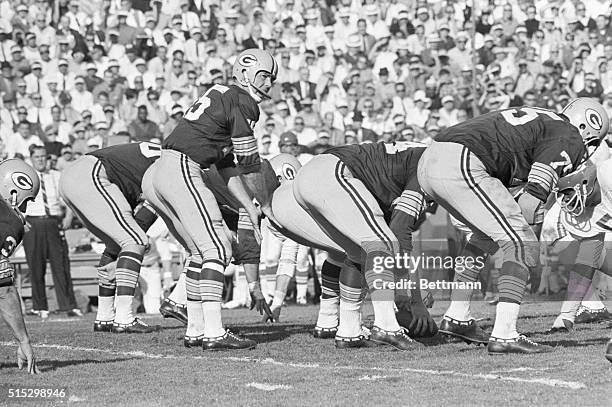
[369,326,421,350]
[184,335,204,348]
[488,335,553,355]
[159,299,188,325]
[546,318,574,334]
[202,330,257,350]
[575,307,612,324]
[335,335,377,349]
[93,320,114,332]
[313,326,338,339]
[606,339,612,363]
[439,317,489,345]
[111,318,161,334]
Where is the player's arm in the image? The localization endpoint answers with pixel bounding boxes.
[0,256,38,374]
[218,165,263,243]
[229,101,276,216]
[521,132,586,224]
[389,185,437,336]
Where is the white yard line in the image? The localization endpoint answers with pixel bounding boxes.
[0,341,587,390]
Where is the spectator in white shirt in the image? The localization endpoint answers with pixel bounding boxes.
[27,93,52,128]
[7,121,44,158]
[69,76,94,114]
[24,61,46,96]
[438,96,460,127]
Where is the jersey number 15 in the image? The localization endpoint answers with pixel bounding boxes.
[184,84,230,121]
[501,107,562,126]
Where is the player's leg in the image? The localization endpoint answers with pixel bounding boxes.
[295,245,310,304]
[294,154,413,349]
[314,252,344,337]
[152,151,248,349]
[551,236,604,331]
[418,141,547,354]
[59,156,152,332]
[261,218,282,301]
[142,162,206,344]
[576,270,612,322]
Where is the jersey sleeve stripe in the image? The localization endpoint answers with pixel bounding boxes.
[528,162,559,194]
[393,190,425,217]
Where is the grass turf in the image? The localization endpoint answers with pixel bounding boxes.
[1,299,611,406]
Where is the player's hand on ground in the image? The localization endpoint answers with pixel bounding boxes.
[409,303,438,337]
[17,342,38,374]
[249,281,274,321]
[262,306,280,323]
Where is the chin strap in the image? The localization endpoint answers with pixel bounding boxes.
[242,70,269,103]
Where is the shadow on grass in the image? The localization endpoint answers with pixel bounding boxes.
[538,337,610,348]
[0,357,134,373]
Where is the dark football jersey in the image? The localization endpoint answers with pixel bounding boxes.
[326,142,426,218]
[163,84,261,173]
[88,142,161,208]
[435,107,586,201]
[0,199,24,256]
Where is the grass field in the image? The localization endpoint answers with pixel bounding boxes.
[1,298,611,406]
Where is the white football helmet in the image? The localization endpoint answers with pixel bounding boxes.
[560,97,610,150]
[553,144,611,216]
[232,48,278,103]
[269,153,301,183]
[554,160,598,216]
[0,159,40,212]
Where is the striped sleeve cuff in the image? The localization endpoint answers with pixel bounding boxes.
[528,162,559,195]
[393,190,425,218]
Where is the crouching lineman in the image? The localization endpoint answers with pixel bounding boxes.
[142,48,278,350]
[60,142,162,333]
[0,159,40,373]
[418,98,609,354]
[265,154,436,342]
[293,141,437,350]
[542,144,612,332]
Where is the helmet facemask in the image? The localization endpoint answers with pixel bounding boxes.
[554,183,591,216]
[240,68,272,103]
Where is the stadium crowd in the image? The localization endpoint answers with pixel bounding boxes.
[0,0,612,163]
[1,0,612,313]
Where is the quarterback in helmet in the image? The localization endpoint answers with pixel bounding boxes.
[0,159,40,373]
[143,48,277,350]
[418,98,609,354]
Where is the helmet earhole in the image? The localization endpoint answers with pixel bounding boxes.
[579,124,586,130]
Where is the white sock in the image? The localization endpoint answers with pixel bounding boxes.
[555,300,582,325]
[96,296,115,321]
[186,300,204,337]
[444,287,473,321]
[372,299,401,332]
[296,281,308,299]
[202,301,225,337]
[233,266,248,305]
[491,302,520,339]
[114,295,134,324]
[316,296,339,328]
[337,298,362,338]
[168,272,187,305]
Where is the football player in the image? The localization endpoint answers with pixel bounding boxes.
[142,48,278,350]
[417,98,609,354]
[59,142,162,333]
[0,159,40,373]
[260,134,314,306]
[293,141,437,350]
[542,144,612,332]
